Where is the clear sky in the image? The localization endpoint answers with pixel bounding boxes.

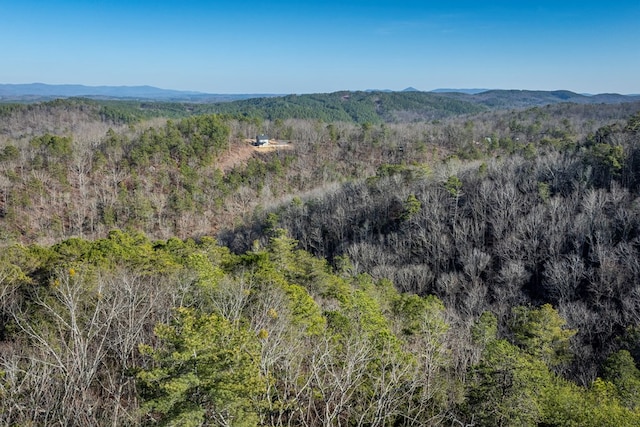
[1,1,639,94]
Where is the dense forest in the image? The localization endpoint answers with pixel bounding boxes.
[2,94,640,425]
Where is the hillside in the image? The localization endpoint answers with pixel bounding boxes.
[201,90,488,123]
[2,98,640,245]
[2,95,640,425]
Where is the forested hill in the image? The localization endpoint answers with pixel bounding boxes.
[442,89,640,109]
[167,89,640,124]
[205,91,488,123]
[2,92,482,126]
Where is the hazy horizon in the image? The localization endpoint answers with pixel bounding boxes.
[2,1,639,94]
[2,82,640,96]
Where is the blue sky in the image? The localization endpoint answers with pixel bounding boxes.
[1,1,639,94]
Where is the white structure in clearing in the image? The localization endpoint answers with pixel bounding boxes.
[255,134,269,146]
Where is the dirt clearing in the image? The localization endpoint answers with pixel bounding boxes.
[216,139,293,172]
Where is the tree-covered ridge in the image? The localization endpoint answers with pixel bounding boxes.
[0,98,172,127]
[204,91,488,123]
[433,89,640,109]
[1,229,640,426]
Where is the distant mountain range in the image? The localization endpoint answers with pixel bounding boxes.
[2,83,639,106]
[0,83,279,102]
[1,84,639,125]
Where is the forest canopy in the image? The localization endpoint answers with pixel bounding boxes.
[1,95,640,425]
